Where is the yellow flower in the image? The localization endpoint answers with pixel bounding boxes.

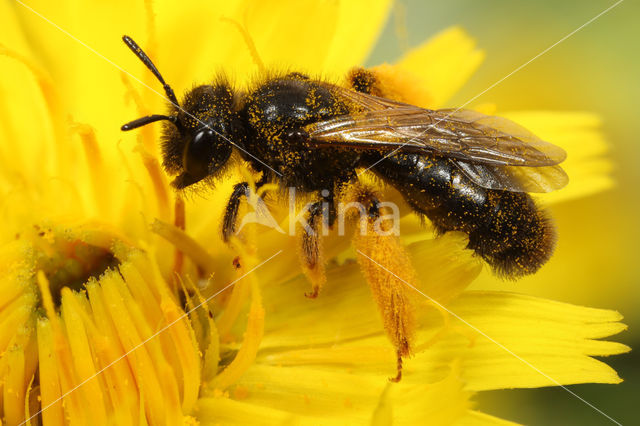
[0,1,629,425]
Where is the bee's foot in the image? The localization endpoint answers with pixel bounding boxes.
[389,352,403,382]
[305,287,319,299]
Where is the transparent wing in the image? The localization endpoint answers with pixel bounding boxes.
[318,81,414,111]
[305,105,567,167]
[451,159,568,193]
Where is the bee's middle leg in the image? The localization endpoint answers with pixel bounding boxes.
[300,191,335,298]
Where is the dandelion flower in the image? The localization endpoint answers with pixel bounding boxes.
[0,0,628,424]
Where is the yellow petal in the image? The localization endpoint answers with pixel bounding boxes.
[198,364,478,425]
[13,0,150,149]
[431,291,628,390]
[257,232,479,351]
[36,319,64,426]
[323,0,393,76]
[152,0,390,92]
[394,26,485,108]
[501,111,612,204]
[254,257,627,390]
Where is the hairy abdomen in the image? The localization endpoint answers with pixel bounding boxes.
[365,152,556,278]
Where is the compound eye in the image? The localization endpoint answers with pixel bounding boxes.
[184,128,215,180]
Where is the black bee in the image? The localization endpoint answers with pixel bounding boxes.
[121,35,567,281]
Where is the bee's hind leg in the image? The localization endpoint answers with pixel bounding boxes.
[346,182,414,382]
[346,67,382,96]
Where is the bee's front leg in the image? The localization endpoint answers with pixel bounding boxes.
[222,175,269,241]
[222,182,249,242]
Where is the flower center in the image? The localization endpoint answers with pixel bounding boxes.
[29,225,120,307]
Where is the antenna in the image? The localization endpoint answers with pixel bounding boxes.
[121,114,178,131]
[122,35,179,107]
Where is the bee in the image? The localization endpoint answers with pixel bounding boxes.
[121,35,567,378]
[121,34,566,277]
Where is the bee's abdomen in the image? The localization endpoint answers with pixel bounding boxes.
[367,153,555,278]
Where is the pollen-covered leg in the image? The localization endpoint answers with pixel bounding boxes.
[299,195,334,298]
[347,67,383,96]
[392,354,404,383]
[347,66,428,107]
[346,183,416,381]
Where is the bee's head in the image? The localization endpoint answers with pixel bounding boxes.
[160,84,235,189]
[120,35,236,189]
